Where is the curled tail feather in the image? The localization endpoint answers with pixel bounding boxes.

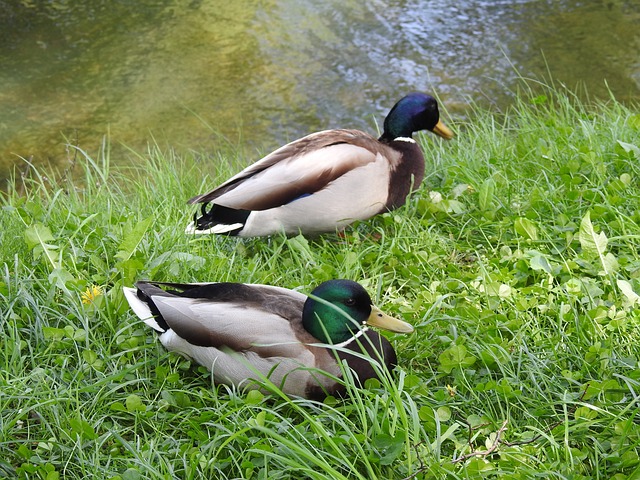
[122,287,165,332]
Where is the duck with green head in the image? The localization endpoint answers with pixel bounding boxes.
[123,279,414,400]
[186,92,453,237]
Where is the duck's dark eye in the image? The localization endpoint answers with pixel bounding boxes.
[345,298,356,307]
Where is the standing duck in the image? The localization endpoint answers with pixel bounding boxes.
[185,92,453,236]
[123,279,414,400]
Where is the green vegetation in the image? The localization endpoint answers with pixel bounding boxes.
[1,85,639,479]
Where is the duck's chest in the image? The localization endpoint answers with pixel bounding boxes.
[385,140,426,209]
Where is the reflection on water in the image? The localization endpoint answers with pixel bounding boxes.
[1,0,639,184]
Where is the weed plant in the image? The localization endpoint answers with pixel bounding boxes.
[1,84,639,479]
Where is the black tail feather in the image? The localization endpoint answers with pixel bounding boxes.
[192,203,251,235]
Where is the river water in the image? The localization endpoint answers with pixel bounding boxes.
[1,0,639,184]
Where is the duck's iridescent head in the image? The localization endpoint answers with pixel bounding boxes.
[381,92,454,141]
[302,280,413,344]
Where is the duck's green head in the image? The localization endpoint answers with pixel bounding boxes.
[302,280,414,344]
[381,92,454,142]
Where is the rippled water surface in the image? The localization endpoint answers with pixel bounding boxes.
[1,0,639,183]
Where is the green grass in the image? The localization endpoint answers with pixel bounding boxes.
[1,84,640,479]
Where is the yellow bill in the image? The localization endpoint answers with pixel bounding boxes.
[432,119,454,140]
[366,305,414,334]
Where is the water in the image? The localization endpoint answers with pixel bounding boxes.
[1,0,639,184]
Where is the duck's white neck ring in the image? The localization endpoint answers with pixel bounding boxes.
[333,327,369,348]
[394,137,416,143]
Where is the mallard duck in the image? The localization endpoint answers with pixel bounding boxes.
[123,279,414,400]
[186,92,453,236]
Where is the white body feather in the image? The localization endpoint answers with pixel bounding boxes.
[158,331,337,396]
[240,154,391,236]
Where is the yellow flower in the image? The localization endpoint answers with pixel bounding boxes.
[445,384,457,397]
[81,284,103,305]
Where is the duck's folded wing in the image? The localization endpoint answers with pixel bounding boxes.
[148,293,312,359]
[188,130,384,210]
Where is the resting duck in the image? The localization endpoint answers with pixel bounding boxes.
[185,92,453,236]
[123,279,414,400]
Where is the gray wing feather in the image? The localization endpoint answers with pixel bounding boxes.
[188,130,386,210]
[150,291,309,354]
